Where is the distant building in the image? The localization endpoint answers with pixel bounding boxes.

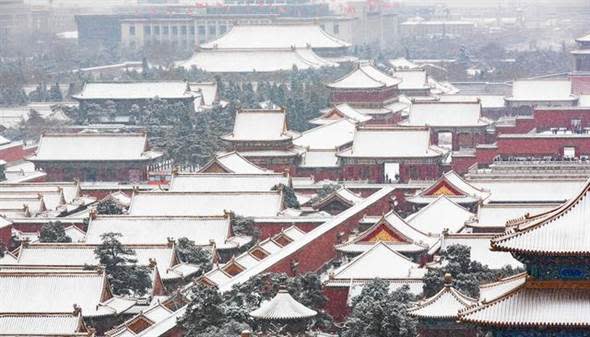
[326,61,405,124]
[571,32,590,95]
[0,0,31,49]
[400,18,475,38]
[221,108,300,173]
[72,81,198,118]
[28,133,163,182]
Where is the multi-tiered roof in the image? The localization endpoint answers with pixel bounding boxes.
[410,274,477,320]
[459,179,590,330]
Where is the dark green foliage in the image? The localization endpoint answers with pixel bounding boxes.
[94,232,151,297]
[0,163,5,182]
[179,272,332,337]
[175,237,212,274]
[423,244,524,298]
[343,279,416,337]
[309,183,342,204]
[48,82,63,101]
[39,221,72,243]
[179,285,228,337]
[0,63,28,106]
[272,183,300,209]
[96,199,124,215]
[230,213,258,240]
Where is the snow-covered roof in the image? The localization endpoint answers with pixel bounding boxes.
[169,173,288,193]
[436,234,523,269]
[0,313,87,336]
[506,80,577,102]
[298,149,340,168]
[478,272,527,303]
[469,204,558,230]
[189,82,218,106]
[0,267,133,317]
[84,215,232,247]
[405,196,474,235]
[336,210,435,254]
[404,101,489,127]
[491,179,590,255]
[410,275,477,320]
[312,187,363,209]
[223,109,291,142]
[128,191,283,217]
[250,288,317,320]
[200,226,306,288]
[73,82,193,100]
[200,24,350,50]
[470,179,583,204]
[213,187,395,292]
[338,126,444,159]
[13,243,196,280]
[199,151,271,174]
[393,70,430,90]
[409,171,489,204]
[576,33,590,43]
[293,119,356,150]
[29,133,162,162]
[177,48,337,73]
[332,242,426,280]
[311,104,372,125]
[327,61,401,89]
[389,58,420,70]
[460,285,590,327]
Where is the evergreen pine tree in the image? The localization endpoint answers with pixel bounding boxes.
[39,221,72,243]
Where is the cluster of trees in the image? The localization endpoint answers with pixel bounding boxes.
[95,199,125,215]
[39,221,72,243]
[219,66,350,132]
[179,272,330,337]
[423,244,523,298]
[0,63,28,106]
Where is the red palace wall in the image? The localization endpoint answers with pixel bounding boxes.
[0,142,35,162]
[330,87,398,105]
[323,286,351,322]
[341,163,440,183]
[37,163,150,182]
[533,108,590,131]
[571,74,590,95]
[265,189,394,276]
[496,136,590,157]
[0,224,12,247]
[256,221,326,240]
[475,145,499,166]
[294,167,341,182]
[495,117,536,135]
[450,155,477,174]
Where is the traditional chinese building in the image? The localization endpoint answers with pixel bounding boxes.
[324,242,426,321]
[337,126,446,183]
[327,61,405,124]
[310,187,364,215]
[405,195,474,236]
[459,179,590,336]
[335,210,435,259]
[198,151,273,174]
[406,171,489,210]
[310,103,372,125]
[401,99,492,151]
[221,108,300,173]
[571,32,590,95]
[249,286,317,333]
[28,133,163,182]
[72,81,198,119]
[409,274,477,337]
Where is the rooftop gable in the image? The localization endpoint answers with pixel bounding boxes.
[332,242,424,280]
[249,288,317,320]
[327,61,401,89]
[199,151,271,174]
[0,313,88,336]
[405,196,474,235]
[422,171,489,200]
[410,276,476,319]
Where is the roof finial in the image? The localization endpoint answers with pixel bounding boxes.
[444,273,453,286]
